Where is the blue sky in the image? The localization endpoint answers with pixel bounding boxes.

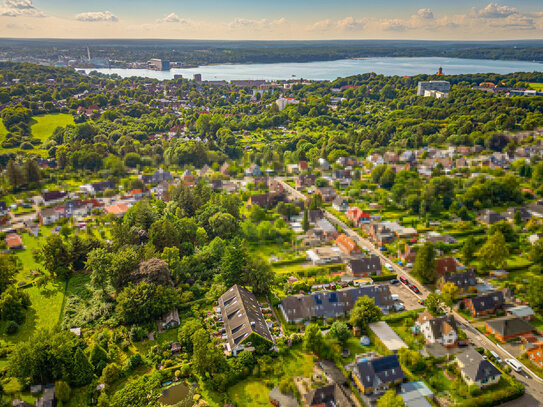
[2,0,543,39]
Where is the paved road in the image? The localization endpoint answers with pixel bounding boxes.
[277,178,543,400]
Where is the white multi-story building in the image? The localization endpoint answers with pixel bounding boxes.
[417,81,450,97]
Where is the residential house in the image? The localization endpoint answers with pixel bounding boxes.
[156,309,180,332]
[296,174,317,189]
[502,207,531,223]
[306,246,342,265]
[304,384,352,407]
[5,233,23,250]
[332,196,349,212]
[351,354,405,394]
[36,384,56,407]
[80,180,115,195]
[38,207,63,225]
[315,187,337,202]
[269,179,285,194]
[464,292,505,317]
[347,207,370,227]
[181,170,195,182]
[247,194,268,208]
[366,222,395,246]
[308,209,324,224]
[456,348,501,388]
[423,232,457,245]
[140,169,173,185]
[280,285,394,323]
[398,245,417,264]
[384,151,400,163]
[435,257,457,276]
[298,161,309,172]
[198,164,213,178]
[316,218,339,240]
[526,342,543,368]
[346,255,382,277]
[379,221,417,239]
[335,234,361,256]
[220,162,231,175]
[415,311,458,348]
[104,203,129,217]
[524,200,543,218]
[245,163,263,177]
[286,164,299,174]
[64,200,89,218]
[39,190,67,206]
[400,151,416,163]
[218,285,273,356]
[485,316,534,342]
[476,209,505,225]
[506,305,535,321]
[436,270,477,294]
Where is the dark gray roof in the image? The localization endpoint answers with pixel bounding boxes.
[305,384,352,407]
[457,349,501,383]
[316,218,336,234]
[468,291,504,313]
[347,255,381,276]
[320,360,348,385]
[486,316,534,338]
[332,196,348,206]
[442,270,477,290]
[308,209,324,223]
[477,209,505,224]
[281,285,393,322]
[218,285,273,350]
[353,354,405,390]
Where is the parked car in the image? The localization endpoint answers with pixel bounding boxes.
[393,302,405,312]
[410,285,420,294]
[457,341,468,348]
[9,204,17,210]
[405,262,413,268]
[391,294,400,302]
[385,263,394,271]
[490,351,503,364]
[22,203,32,208]
[399,276,409,285]
[389,279,399,285]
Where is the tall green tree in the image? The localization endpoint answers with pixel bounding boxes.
[479,231,508,270]
[303,323,324,355]
[349,296,382,330]
[0,254,17,294]
[412,242,437,283]
[302,209,309,232]
[462,236,477,265]
[70,348,94,387]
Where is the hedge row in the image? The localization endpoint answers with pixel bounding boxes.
[371,274,397,282]
[271,256,307,267]
[293,263,345,277]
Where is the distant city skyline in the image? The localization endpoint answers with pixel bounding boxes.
[1,0,542,40]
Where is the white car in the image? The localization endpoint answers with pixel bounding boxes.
[393,302,405,312]
[385,263,394,271]
[506,358,522,373]
[391,294,400,302]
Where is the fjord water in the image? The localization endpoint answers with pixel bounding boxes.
[86,57,542,81]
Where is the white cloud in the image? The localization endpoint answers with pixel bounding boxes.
[477,3,518,18]
[157,13,188,24]
[0,0,45,17]
[227,17,287,31]
[417,8,434,20]
[75,10,118,22]
[379,19,409,32]
[336,16,366,31]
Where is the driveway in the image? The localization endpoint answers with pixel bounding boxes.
[383,281,422,311]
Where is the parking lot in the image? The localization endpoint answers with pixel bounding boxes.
[377,281,423,311]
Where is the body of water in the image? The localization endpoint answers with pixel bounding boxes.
[85,57,542,81]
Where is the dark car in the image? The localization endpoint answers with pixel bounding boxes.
[399,276,409,285]
[22,203,32,209]
[389,279,399,285]
[458,341,468,348]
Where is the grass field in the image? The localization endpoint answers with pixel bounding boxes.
[528,82,543,90]
[30,113,74,142]
[0,113,74,156]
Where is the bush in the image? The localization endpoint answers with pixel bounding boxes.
[371,274,398,282]
[126,353,143,370]
[6,321,19,334]
[129,326,146,342]
[20,141,34,150]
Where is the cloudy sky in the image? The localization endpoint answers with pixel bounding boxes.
[1,0,543,40]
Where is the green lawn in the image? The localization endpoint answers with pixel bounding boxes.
[0,279,65,345]
[30,113,74,142]
[528,82,543,90]
[227,379,272,406]
[14,228,54,282]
